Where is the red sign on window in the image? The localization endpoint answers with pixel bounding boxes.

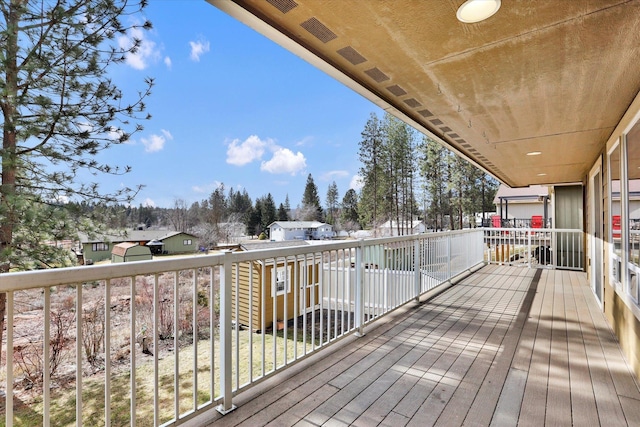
[613,215,621,238]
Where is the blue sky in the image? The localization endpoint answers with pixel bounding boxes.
[100,0,382,209]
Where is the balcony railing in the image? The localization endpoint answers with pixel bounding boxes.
[481,217,553,228]
[0,229,486,426]
[483,227,584,270]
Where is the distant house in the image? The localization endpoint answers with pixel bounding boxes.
[377,220,426,237]
[268,221,333,241]
[493,184,551,227]
[111,243,152,263]
[78,230,199,263]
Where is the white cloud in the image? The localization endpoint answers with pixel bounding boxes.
[322,170,349,181]
[189,39,210,62]
[192,181,222,194]
[261,148,306,175]
[226,135,306,175]
[143,198,156,208]
[107,126,126,142]
[350,175,364,191]
[118,26,161,70]
[226,135,271,166]
[295,136,314,147]
[164,56,172,69]
[141,129,173,153]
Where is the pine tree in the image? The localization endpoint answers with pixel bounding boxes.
[277,203,289,221]
[341,188,360,229]
[325,181,339,225]
[208,184,228,229]
[358,112,385,229]
[420,137,449,231]
[0,0,153,360]
[261,193,277,233]
[383,114,417,235]
[301,174,323,221]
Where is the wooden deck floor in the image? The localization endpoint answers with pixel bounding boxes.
[204,265,640,427]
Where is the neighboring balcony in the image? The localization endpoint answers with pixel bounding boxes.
[0,228,636,426]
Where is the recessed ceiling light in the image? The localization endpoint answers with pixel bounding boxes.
[456,0,501,23]
[537,173,547,176]
[527,151,542,156]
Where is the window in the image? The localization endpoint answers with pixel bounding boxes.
[626,120,640,302]
[609,142,622,286]
[183,239,192,245]
[92,242,109,252]
[273,265,291,296]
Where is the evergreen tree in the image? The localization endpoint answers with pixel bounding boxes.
[207,184,228,227]
[325,181,339,225]
[138,204,156,229]
[383,114,417,235]
[341,188,360,229]
[420,137,449,230]
[301,174,323,221]
[228,188,252,225]
[248,199,263,236]
[260,193,277,233]
[277,203,289,221]
[0,0,152,360]
[358,112,385,229]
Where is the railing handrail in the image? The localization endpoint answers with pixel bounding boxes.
[0,229,480,292]
[483,227,585,271]
[482,226,581,233]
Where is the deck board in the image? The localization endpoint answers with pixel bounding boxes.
[204,265,640,427]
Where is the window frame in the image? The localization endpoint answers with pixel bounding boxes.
[273,264,292,296]
[624,119,640,303]
[92,242,109,252]
[608,139,623,289]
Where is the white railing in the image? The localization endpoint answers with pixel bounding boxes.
[483,227,585,271]
[0,229,484,426]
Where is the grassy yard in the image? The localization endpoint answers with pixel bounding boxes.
[1,328,313,427]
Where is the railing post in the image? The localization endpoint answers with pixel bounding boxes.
[552,230,557,269]
[355,239,365,337]
[6,291,13,427]
[414,239,421,302]
[217,250,236,415]
[527,229,532,269]
[447,232,452,282]
[76,283,83,426]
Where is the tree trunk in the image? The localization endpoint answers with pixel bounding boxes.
[0,0,22,365]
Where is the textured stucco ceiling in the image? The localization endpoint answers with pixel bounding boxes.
[209,0,640,187]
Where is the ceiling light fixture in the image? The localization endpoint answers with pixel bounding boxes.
[456,0,501,23]
[527,151,542,156]
[537,173,547,176]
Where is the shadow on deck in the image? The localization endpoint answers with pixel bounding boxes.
[204,265,640,426]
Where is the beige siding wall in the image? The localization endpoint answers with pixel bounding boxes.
[232,260,320,331]
[595,91,640,381]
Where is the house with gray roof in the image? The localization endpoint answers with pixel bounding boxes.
[492,184,551,228]
[268,221,333,242]
[78,230,199,263]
